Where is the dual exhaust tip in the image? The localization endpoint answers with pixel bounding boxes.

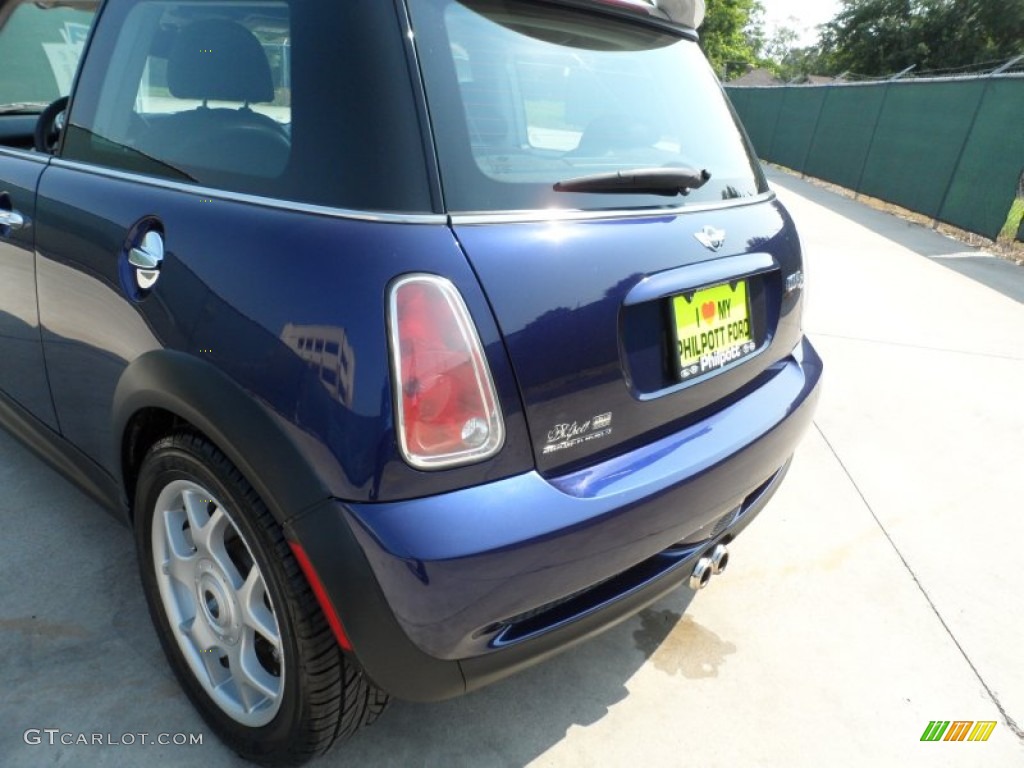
[689,544,729,591]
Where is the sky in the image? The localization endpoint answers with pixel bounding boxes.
[758,0,842,47]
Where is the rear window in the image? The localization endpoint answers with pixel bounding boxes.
[410,0,767,213]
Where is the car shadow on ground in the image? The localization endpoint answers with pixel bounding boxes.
[766,169,1024,305]
[0,427,706,767]
[339,590,700,767]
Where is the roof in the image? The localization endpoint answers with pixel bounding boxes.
[729,68,783,86]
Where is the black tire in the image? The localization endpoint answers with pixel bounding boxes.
[134,432,388,766]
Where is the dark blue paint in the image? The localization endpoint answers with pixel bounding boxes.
[0,0,823,699]
[453,199,804,475]
[0,152,59,429]
[346,338,821,660]
[33,165,532,503]
[9,155,822,674]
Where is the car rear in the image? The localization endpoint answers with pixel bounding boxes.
[299,0,823,699]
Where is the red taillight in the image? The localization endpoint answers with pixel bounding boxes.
[388,275,504,469]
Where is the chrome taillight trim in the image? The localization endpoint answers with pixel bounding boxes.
[386,274,505,470]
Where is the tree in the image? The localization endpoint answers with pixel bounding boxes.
[776,45,830,83]
[700,0,767,79]
[818,0,924,75]
[931,0,1024,70]
[817,0,1024,77]
[762,24,798,65]
[760,23,825,81]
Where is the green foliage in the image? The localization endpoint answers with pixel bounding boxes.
[775,45,830,82]
[1000,198,1024,242]
[818,0,1024,77]
[762,25,798,64]
[761,25,830,82]
[700,0,767,78]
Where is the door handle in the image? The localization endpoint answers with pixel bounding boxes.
[128,230,164,289]
[0,208,26,230]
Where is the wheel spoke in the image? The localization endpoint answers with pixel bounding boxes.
[219,637,277,713]
[182,489,211,533]
[162,506,192,553]
[234,670,255,714]
[237,631,281,703]
[192,506,243,588]
[150,476,285,727]
[238,565,280,648]
[161,514,196,587]
[182,613,219,655]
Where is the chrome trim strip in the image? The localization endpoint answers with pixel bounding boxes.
[449,192,776,225]
[623,252,778,306]
[43,159,776,225]
[0,147,49,165]
[47,158,448,225]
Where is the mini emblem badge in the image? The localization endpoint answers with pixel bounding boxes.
[695,226,726,252]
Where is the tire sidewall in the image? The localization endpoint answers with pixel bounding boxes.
[134,438,317,756]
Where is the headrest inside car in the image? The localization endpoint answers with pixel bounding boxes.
[167,19,275,104]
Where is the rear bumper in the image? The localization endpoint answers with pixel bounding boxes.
[286,337,822,701]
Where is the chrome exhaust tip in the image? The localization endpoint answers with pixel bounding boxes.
[689,556,713,591]
[710,544,729,575]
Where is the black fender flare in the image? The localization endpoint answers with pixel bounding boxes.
[112,350,333,525]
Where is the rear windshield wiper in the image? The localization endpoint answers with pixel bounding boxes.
[0,102,49,115]
[554,166,711,196]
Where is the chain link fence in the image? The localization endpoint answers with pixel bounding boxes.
[726,63,1024,243]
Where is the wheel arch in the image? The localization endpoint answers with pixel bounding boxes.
[114,350,333,526]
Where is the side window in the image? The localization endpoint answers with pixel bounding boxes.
[134,32,291,128]
[63,2,291,190]
[0,1,94,106]
[60,1,433,213]
[0,0,95,150]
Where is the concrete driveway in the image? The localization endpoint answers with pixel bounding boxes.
[2,168,1023,767]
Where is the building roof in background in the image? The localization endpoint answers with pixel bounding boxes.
[729,68,783,86]
[802,74,838,85]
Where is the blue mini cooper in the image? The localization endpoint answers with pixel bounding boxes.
[0,0,821,763]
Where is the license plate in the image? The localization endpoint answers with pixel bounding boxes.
[672,280,756,381]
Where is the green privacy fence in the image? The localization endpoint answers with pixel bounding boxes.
[726,76,1024,242]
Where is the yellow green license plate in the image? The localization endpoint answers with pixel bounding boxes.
[672,280,756,381]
